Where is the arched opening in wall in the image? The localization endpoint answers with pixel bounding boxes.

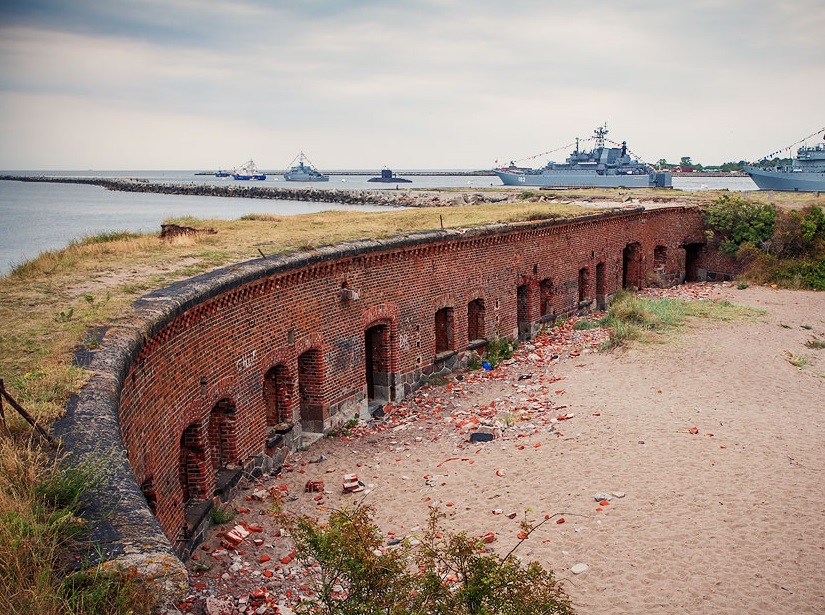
[209,398,243,500]
[622,242,643,290]
[208,398,238,473]
[654,246,667,271]
[434,307,454,355]
[178,422,214,544]
[684,243,704,282]
[365,323,394,403]
[651,245,668,287]
[263,364,292,427]
[578,267,590,304]
[467,298,486,343]
[179,423,208,504]
[517,284,530,332]
[540,279,554,319]
[297,348,325,434]
[595,262,606,310]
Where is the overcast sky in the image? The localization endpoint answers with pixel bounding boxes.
[0,0,823,170]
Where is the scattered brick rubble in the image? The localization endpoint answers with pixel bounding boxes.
[164,283,734,614]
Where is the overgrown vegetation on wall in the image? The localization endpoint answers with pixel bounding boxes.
[703,195,825,289]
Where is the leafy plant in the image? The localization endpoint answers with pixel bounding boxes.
[703,194,777,256]
[572,318,601,330]
[275,503,574,615]
[210,504,236,525]
[769,205,825,259]
[465,351,482,371]
[483,337,516,368]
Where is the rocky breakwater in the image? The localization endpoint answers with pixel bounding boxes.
[0,175,514,208]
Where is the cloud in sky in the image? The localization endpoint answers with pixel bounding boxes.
[0,0,823,170]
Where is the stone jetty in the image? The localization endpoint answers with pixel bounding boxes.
[0,175,512,208]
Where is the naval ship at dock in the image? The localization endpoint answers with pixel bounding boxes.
[494,125,671,189]
[744,128,825,192]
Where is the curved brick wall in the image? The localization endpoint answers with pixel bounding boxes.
[55,205,721,601]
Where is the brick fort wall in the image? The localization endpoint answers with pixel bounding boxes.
[55,205,727,595]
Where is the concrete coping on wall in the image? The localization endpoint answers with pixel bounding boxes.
[51,203,692,605]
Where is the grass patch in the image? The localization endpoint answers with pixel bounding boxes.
[483,337,517,368]
[783,351,810,368]
[68,231,143,247]
[598,290,763,349]
[0,439,153,614]
[210,504,236,525]
[573,318,601,330]
[804,338,825,350]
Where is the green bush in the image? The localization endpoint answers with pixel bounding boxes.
[770,205,825,259]
[277,503,574,615]
[705,197,825,290]
[703,194,776,256]
[483,337,516,368]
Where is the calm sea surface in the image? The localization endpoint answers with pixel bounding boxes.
[0,171,757,276]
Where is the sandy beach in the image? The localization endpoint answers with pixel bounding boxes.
[177,283,825,615]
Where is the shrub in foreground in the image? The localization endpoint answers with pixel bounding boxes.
[277,503,574,615]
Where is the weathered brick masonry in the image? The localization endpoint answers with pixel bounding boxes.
[56,205,729,598]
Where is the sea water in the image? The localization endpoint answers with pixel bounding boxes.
[0,171,757,276]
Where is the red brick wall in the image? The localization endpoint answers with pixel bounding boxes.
[117,206,715,544]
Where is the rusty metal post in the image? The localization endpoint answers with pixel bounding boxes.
[0,380,5,434]
[0,378,53,442]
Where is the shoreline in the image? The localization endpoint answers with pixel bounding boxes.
[0,174,688,209]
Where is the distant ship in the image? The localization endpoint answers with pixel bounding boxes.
[232,160,266,181]
[283,152,329,182]
[367,168,412,184]
[745,129,825,192]
[214,169,231,178]
[494,125,672,188]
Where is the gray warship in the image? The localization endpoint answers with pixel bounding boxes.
[744,130,825,192]
[283,152,329,182]
[494,125,671,188]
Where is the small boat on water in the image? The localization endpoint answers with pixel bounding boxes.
[367,168,412,184]
[745,128,825,192]
[214,169,231,178]
[232,160,266,181]
[494,125,672,188]
[283,152,329,182]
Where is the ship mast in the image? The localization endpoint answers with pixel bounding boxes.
[594,123,608,150]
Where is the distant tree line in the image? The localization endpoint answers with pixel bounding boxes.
[654,156,793,172]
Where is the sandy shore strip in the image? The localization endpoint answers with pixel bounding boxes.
[173,283,825,615]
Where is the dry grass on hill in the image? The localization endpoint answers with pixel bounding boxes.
[0,200,597,425]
